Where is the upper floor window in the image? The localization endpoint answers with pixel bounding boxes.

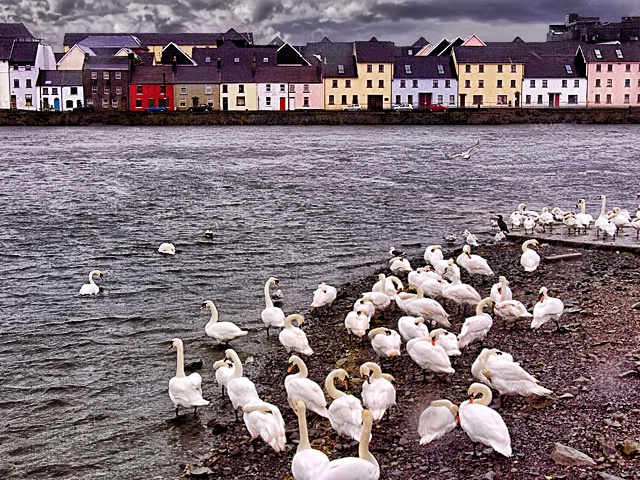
[103,72,109,79]
[378,79,384,88]
[562,80,567,88]
[412,80,418,88]
[303,84,310,93]
[366,64,372,73]
[404,65,411,74]
[181,86,187,94]
[91,72,98,80]
[433,80,439,88]
[510,80,516,88]
[222,85,228,93]
[478,80,484,88]
[366,79,372,88]
[115,86,122,95]
[478,65,484,73]
[465,65,471,73]
[607,79,612,87]
[530,79,535,88]
[542,80,548,88]
[445,80,451,88]
[345,80,351,88]
[497,79,502,88]
[607,64,613,72]
[289,84,295,93]
[497,65,503,73]
[511,65,517,73]
[574,79,579,88]
[625,79,631,87]
[400,79,406,88]
[42,87,49,95]
[596,64,601,72]
[266,84,271,92]
[626,64,631,72]
[280,84,285,92]
[238,84,245,93]
[437,65,444,75]
[465,80,471,88]
[332,80,338,88]
[13,79,19,88]
[378,65,384,73]
[115,72,122,80]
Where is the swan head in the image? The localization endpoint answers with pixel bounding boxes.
[224,348,237,360]
[213,359,232,370]
[243,403,272,414]
[539,286,549,300]
[359,362,381,382]
[169,338,183,350]
[200,300,215,310]
[467,383,492,405]
[267,277,281,287]
[291,400,306,416]
[368,327,388,339]
[285,314,304,327]
[430,399,459,417]
[462,244,472,256]
[287,355,303,373]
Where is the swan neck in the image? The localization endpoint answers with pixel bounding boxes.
[600,196,607,216]
[364,362,382,378]
[229,351,243,377]
[296,407,311,451]
[473,384,493,406]
[207,303,218,324]
[358,413,377,466]
[295,358,308,378]
[264,280,274,308]
[500,278,507,302]
[175,342,186,378]
[325,371,345,399]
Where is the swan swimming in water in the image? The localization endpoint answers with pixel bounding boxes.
[279,314,314,355]
[158,242,175,255]
[168,338,210,417]
[520,239,540,272]
[261,277,286,337]
[79,269,104,295]
[201,300,249,345]
[291,400,330,480]
[417,399,459,445]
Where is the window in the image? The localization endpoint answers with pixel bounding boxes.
[13,79,19,88]
[179,100,186,107]
[433,80,439,88]
[25,65,31,71]
[437,95,443,104]
[465,65,471,73]
[338,64,344,74]
[616,49,624,59]
[404,65,411,74]
[478,80,484,88]
[367,64,372,73]
[537,95,543,105]
[332,80,338,88]
[43,87,49,95]
[497,80,503,88]
[511,65,517,73]
[472,95,483,105]
[91,72,98,79]
[289,85,295,93]
[596,64,601,72]
[345,80,351,88]
[606,94,612,104]
[303,84,310,93]
[115,72,122,80]
[86,99,93,105]
[70,87,77,95]
[565,64,573,74]
[449,95,455,104]
[594,49,602,59]
[205,85,212,94]
[266,84,271,92]
[624,94,630,104]
[595,94,600,104]
[607,64,613,72]
[378,65,384,73]
[115,86,122,95]
[352,95,359,104]
[160,85,165,94]
[92,86,98,94]
[607,79,612,87]
[102,98,109,107]
[181,86,187,94]
[637,94,640,103]
[625,79,631,87]
[400,80,406,88]
[366,80,372,88]
[234,57,240,63]
[412,80,418,88]
[236,96,245,106]
[148,99,155,107]
[112,99,118,108]
[303,97,309,107]
[465,80,471,88]
[280,84,285,92]
[222,85,228,93]
[530,80,535,88]
[104,86,110,94]
[378,79,384,88]
[328,95,335,105]
[407,95,413,105]
[478,65,484,73]
[25,79,31,88]
[395,95,401,104]
[497,95,507,105]
[562,80,567,88]
[525,94,531,104]
[445,80,451,88]
[341,95,347,105]
[265,97,271,106]
[510,80,516,88]
[542,80,548,88]
[574,80,579,88]
[51,87,58,95]
[238,85,245,93]
[205,57,211,63]
[568,95,578,104]
[103,72,109,79]
[437,64,444,74]
[497,65,503,73]
[263,57,269,63]
[595,79,601,87]
[25,94,32,106]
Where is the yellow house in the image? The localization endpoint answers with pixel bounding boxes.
[352,40,395,111]
[453,45,525,108]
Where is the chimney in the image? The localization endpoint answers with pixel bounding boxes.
[217,57,221,69]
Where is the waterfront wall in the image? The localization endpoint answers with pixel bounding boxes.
[1,107,640,127]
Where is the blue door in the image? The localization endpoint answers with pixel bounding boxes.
[54,98,60,111]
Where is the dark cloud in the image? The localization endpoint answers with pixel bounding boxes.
[252,1,284,23]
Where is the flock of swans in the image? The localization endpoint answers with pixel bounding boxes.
[75,195,637,478]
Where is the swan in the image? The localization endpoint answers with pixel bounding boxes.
[168,338,210,416]
[632,213,640,239]
[538,207,554,231]
[261,277,286,337]
[424,245,444,266]
[397,283,451,328]
[413,273,446,300]
[490,276,512,303]
[434,257,453,277]
[310,282,337,308]
[203,229,214,239]
[429,328,461,356]
[458,383,512,457]
[494,231,506,243]
[291,400,330,480]
[576,199,593,232]
[551,206,565,222]
[441,268,481,311]
[594,195,618,238]
[353,297,376,318]
[201,300,249,345]
[472,348,553,401]
[397,315,429,342]
[531,286,564,330]
[462,229,479,247]
[406,332,455,376]
[523,215,536,234]
[212,359,235,396]
[225,348,260,413]
[492,277,532,327]
[359,291,391,312]
[317,409,379,480]
[242,400,287,452]
[372,273,403,300]
[520,239,540,272]
[389,256,412,274]
[158,242,175,255]
[609,207,632,229]
[388,246,406,258]
[457,297,494,349]
[359,362,396,422]
[285,355,329,418]
[368,327,402,358]
[562,211,584,235]
[417,399,459,445]
[325,369,364,442]
[79,269,104,295]
[279,314,314,355]
[344,308,371,337]
[456,245,494,277]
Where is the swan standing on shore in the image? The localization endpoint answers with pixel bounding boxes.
[158,242,175,255]
[492,277,532,328]
[520,239,540,272]
[201,300,249,345]
[368,327,402,358]
[417,399,459,445]
[458,383,512,457]
[279,314,314,355]
[79,269,104,295]
[457,297,494,349]
[291,400,330,480]
[168,338,210,416]
[531,286,565,330]
[424,245,444,266]
[286,355,329,418]
[397,316,429,342]
[456,245,494,277]
[212,359,235,396]
[344,308,371,338]
[359,362,396,422]
[261,277,286,337]
[225,349,260,416]
[406,331,455,377]
[310,282,337,308]
[576,199,593,232]
[372,273,403,300]
[429,328,461,357]
[442,268,481,312]
[325,369,364,442]
[490,276,512,303]
[242,400,287,452]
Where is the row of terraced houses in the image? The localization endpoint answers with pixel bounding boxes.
[3,14,640,112]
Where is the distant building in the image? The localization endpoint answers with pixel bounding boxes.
[548,13,640,43]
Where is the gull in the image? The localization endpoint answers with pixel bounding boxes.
[452,140,479,159]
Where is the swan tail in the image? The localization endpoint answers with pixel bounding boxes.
[531,385,553,396]
[193,398,210,406]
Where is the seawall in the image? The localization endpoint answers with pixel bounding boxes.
[1,107,640,127]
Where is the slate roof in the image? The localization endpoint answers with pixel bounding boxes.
[63,30,253,49]
[254,65,322,83]
[0,38,14,61]
[10,41,38,64]
[393,54,454,78]
[37,70,84,86]
[0,23,34,40]
[172,66,219,84]
[78,35,143,49]
[299,41,357,78]
[130,65,177,84]
[354,39,395,63]
[578,42,640,62]
[83,55,131,70]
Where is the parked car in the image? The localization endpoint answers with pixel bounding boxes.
[187,104,213,112]
[73,105,95,113]
[342,104,362,111]
[145,105,167,112]
[393,103,413,111]
[427,104,449,112]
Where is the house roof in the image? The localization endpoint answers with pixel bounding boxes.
[37,70,84,86]
[10,41,38,64]
[172,66,220,84]
[254,65,322,83]
[299,41,356,77]
[83,55,131,70]
[277,43,310,66]
[412,37,429,48]
[354,39,395,62]
[160,42,196,66]
[0,38,14,60]
[453,42,580,64]
[130,65,177,84]
[0,23,34,40]
[578,42,640,62]
[427,39,451,56]
[63,30,253,49]
[78,35,143,49]
[393,54,454,78]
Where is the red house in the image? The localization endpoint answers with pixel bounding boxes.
[129,65,176,110]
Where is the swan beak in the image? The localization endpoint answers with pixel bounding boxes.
[99,274,104,280]
[200,303,207,309]
[455,413,461,424]
[168,342,174,350]
[275,281,281,287]
[363,374,370,384]
[540,294,545,301]
[343,379,349,390]
[287,363,294,373]
[431,339,436,346]
[468,395,474,404]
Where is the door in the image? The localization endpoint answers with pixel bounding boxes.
[191,97,199,107]
[222,97,228,111]
[419,93,432,109]
[554,94,560,107]
[279,97,286,111]
[54,98,60,111]
[367,95,383,111]
[459,94,466,108]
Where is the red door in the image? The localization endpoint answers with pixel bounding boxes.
[554,94,560,107]
[279,98,286,111]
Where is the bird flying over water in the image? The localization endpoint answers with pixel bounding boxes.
[452,140,479,159]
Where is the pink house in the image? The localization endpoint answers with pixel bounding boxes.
[578,43,640,107]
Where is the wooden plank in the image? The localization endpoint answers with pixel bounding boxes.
[544,253,583,262]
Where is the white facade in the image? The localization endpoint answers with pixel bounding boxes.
[0,60,9,109]
[522,77,587,107]
[40,85,84,111]
[9,43,56,110]
[391,78,458,108]
[257,82,289,110]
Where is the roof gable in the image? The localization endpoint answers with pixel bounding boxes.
[160,42,196,66]
[0,23,34,41]
[462,34,486,47]
[277,43,310,66]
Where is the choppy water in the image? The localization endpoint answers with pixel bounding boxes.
[1,124,639,479]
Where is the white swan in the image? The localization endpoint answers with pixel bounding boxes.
[359,291,391,312]
[424,245,444,266]
[406,332,455,376]
[531,286,564,330]
[458,383,512,457]
[359,362,396,422]
[417,399,459,445]
[576,199,593,231]
[291,400,330,480]
[310,282,337,308]
[492,277,531,327]
[344,308,371,337]
[538,207,554,231]
[594,195,617,238]
[397,315,429,342]
[317,409,379,480]
[397,283,451,328]
[372,273,403,300]
[212,359,235,396]
[563,211,584,235]
[457,297,494,349]
[242,400,287,452]
[389,256,412,274]
[168,338,210,416]
[463,229,479,247]
[225,348,260,413]
[472,348,553,400]
[441,268,481,310]
[201,300,249,344]
[520,239,540,272]
[609,207,632,229]
[522,215,536,234]
[456,245,494,277]
[429,328,461,356]
[79,269,104,295]
[353,296,376,318]
[261,277,286,337]
[325,369,364,442]
[279,314,314,355]
[490,275,512,303]
[368,327,401,358]
[158,242,175,255]
[285,355,329,418]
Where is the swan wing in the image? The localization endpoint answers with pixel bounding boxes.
[292,449,331,480]
[227,377,259,409]
[418,404,458,444]
[317,458,379,480]
[286,377,329,417]
[459,403,512,457]
[329,395,364,440]
[361,379,396,421]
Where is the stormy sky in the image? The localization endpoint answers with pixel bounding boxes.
[2,0,640,52]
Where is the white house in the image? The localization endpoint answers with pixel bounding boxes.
[392,54,458,108]
[37,70,84,111]
[522,56,586,107]
[9,41,56,110]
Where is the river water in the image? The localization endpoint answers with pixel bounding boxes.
[1,124,639,479]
